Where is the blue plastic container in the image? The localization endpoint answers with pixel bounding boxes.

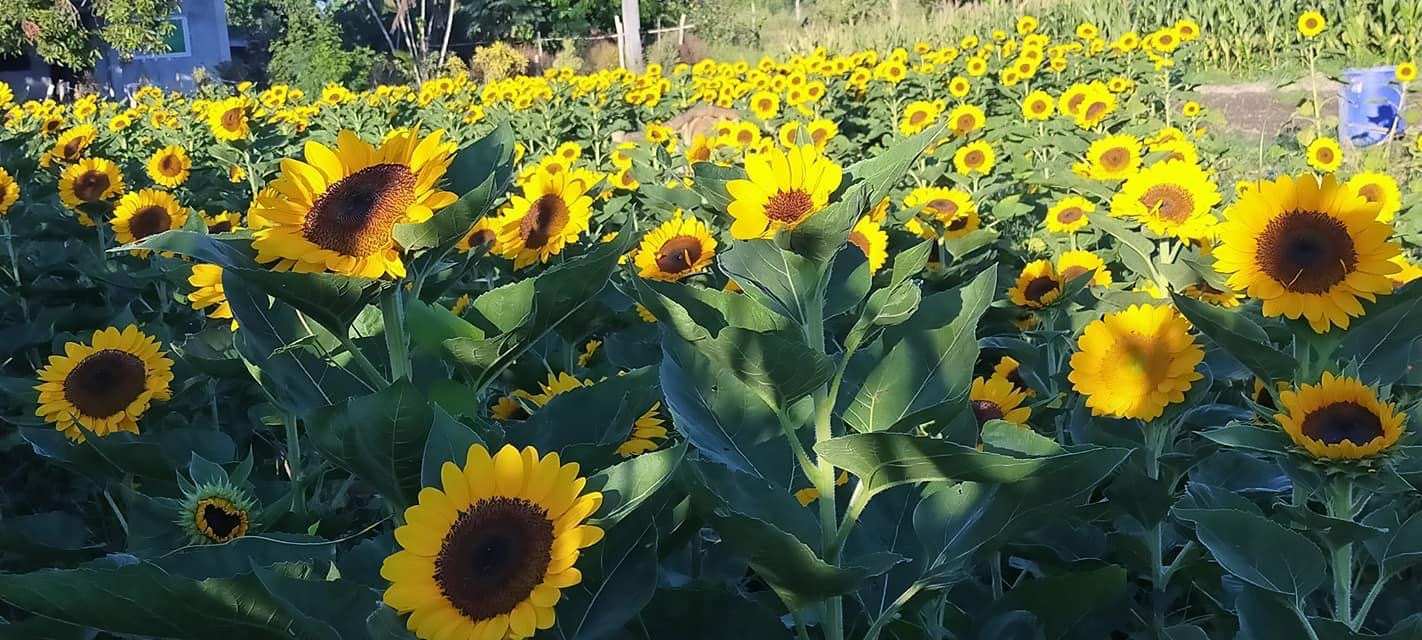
[1339,66,1406,147]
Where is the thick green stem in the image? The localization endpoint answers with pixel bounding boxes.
[337,332,390,388]
[284,414,307,518]
[864,582,924,640]
[1327,478,1355,623]
[805,293,842,640]
[382,287,412,381]
[1144,420,1173,638]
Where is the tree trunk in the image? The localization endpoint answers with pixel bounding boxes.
[621,0,643,72]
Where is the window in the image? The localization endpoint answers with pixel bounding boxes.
[136,17,191,59]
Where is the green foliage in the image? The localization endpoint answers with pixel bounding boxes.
[470,41,528,82]
[266,9,374,93]
[0,0,178,67]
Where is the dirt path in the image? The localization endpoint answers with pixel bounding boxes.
[1193,79,1338,140]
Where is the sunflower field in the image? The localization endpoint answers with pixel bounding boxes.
[4,7,1422,640]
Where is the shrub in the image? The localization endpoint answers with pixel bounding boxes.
[471,41,529,82]
[266,12,373,93]
[586,39,621,70]
[551,38,585,73]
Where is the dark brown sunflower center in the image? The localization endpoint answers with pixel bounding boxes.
[198,500,247,541]
[947,214,970,231]
[963,150,986,167]
[519,194,571,249]
[130,205,173,239]
[1358,184,1383,203]
[220,108,244,130]
[1303,17,1319,29]
[971,399,1004,425]
[848,230,870,256]
[1139,184,1194,222]
[1301,401,1383,445]
[909,110,928,124]
[1256,210,1358,293]
[302,163,416,258]
[160,154,181,175]
[766,189,814,224]
[73,171,111,202]
[63,349,146,419]
[1067,94,1086,112]
[1060,265,1091,282]
[1100,148,1130,171]
[927,198,959,218]
[1057,207,1085,224]
[208,218,234,233]
[467,228,497,249]
[954,115,976,132]
[1084,101,1108,121]
[1031,100,1048,113]
[60,138,86,159]
[1314,146,1335,164]
[1023,275,1060,302]
[654,235,704,274]
[435,496,555,623]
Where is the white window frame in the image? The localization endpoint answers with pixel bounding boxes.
[134,16,192,59]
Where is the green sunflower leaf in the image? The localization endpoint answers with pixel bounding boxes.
[1173,507,1326,598]
[1171,292,1297,384]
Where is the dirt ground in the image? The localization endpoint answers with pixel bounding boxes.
[1194,81,1338,140]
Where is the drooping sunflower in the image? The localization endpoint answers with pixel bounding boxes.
[900,100,943,135]
[1213,173,1399,333]
[1045,195,1094,233]
[633,212,717,281]
[904,186,974,224]
[1110,160,1220,240]
[207,97,251,141]
[0,167,18,215]
[188,264,235,330]
[1345,171,1401,222]
[1009,260,1062,309]
[969,376,1031,427]
[991,355,1033,396]
[953,141,995,176]
[848,216,888,273]
[941,207,981,239]
[34,326,175,442]
[726,144,843,240]
[1275,372,1405,460]
[1021,90,1054,121]
[1298,10,1326,38]
[48,124,97,165]
[1083,134,1142,181]
[1073,86,1117,129]
[178,483,257,544]
[251,129,457,278]
[112,189,188,247]
[58,157,125,209]
[1057,250,1111,286]
[492,168,598,270]
[619,403,670,457]
[946,104,986,136]
[1068,304,1205,421]
[146,145,191,188]
[1306,137,1343,173]
[381,444,604,640]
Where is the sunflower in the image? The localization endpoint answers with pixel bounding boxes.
[207,97,251,141]
[49,124,97,165]
[178,483,256,544]
[146,145,191,188]
[0,167,18,215]
[991,355,1032,396]
[941,207,981,239]
[1275,373,1405,460]
[58,157,125,209]
[381,444,603,640]
[953,141,995,175]
[1213,173,1400,333]
[1057,250,1111,286]
[1307,137,1343,173]
[1009,260,1062,309]
[1298,10,1326,38]
[1110,160,1220,240]
[619,403,670,457]
[203,210,243,233]
[948,76,971,97]
[251,129,457,278]
[793,469,850,507]
[969,376,1031,427]
[491,394,530,421]
[1045,196,1094,233]
[900,100,943,135]
[1345,171,1401,222]
[848,216,888,273]
[1397,62,1418,83]
[457,218,499,253]
[1021,90,1054,121]
[1389,254,1422,285]
[633,212,717,281]
[34,326,174,442]
[523,372,590,407]
[1059,83,1091,118]
[749,91,780,120]
[726,144,843,240]
[946,104,985,136]
[1016,15,1038,35]
[188,264,236,330]
[112,189,187,249]
[577,340,601,367]
[1182,282,1243,308]
[1181,100,1203,118]
[904,186,975,224]
[1068,304,1204,421]
[1073,86,1117,128]
[492,168,598,270]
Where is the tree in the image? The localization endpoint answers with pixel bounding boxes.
[0,0,180,69]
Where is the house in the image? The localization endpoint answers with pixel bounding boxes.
[0,0,233,100]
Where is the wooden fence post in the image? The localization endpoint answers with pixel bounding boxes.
[614,17,626,69]
[678,14,687,46]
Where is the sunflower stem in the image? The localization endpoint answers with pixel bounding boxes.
[283,413,307,519]
[1326,477,1355,623]
[806,287,842,640]
[382,286,412,382]
[1144,419,1173,639]
[337,332,390,388]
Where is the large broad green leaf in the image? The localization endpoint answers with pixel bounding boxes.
[588,442,687,529]
[988,566,1128,639]
[1381,509,1422,577]
[513,366,662,467]
[1200,423,1293,456]
[636,583,788,639]
[1338,279,1422,383]
[0,561,350,640]
[1171,293,1296,384]
[840,268,995,433]
[630,278,788,337]
[305,380,436,511]
[1173,508,1326,598]
[658,343,799,482]
[719,238,826,328]
[690,162,744,212]
[151,533,336,580]
[419,407,484,489]
[1235,585,1314,640]
[678,327,832,408]
[395,122,515,251]
[553,489,670,640]
[913,445,1130,585]
[1090,214,1157,283]
[223,274,370,415]
[445,229,633,389]
[817,432,1123,500]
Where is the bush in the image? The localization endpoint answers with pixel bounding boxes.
[471,41,529,81]
[266,12,373,93]
[645,37,681,70]
[551,38,585,73]
[586,39,621,70]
